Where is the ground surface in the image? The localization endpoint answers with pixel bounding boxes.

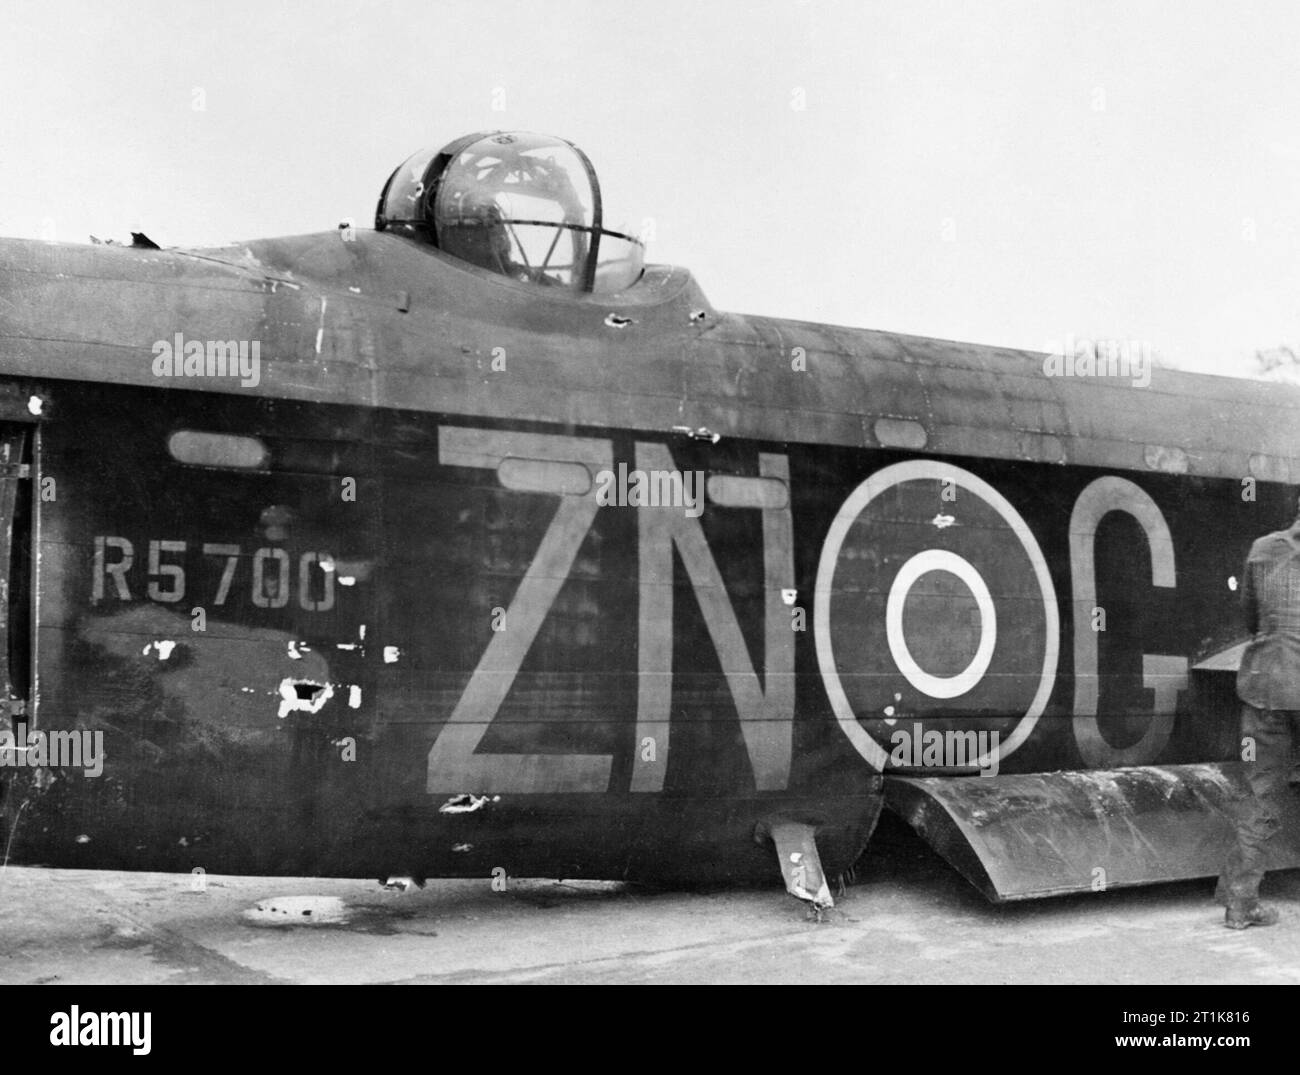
[4,820,1300,985]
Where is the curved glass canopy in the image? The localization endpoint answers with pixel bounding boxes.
[376,132,644,293]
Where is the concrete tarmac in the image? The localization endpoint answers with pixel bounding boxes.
[4,820,1300,985]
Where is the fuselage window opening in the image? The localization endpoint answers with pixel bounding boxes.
[167,431,269,470]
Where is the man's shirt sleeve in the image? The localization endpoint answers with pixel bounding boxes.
[1240,545,1259,637]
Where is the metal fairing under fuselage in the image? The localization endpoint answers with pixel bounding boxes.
[0,218,1297,906]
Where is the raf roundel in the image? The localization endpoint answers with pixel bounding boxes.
[814,460,1060,772]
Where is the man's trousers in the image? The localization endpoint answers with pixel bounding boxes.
[1222,704,1300,903]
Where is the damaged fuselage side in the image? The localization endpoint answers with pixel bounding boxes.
[0,133,1298,911]
[0,233,887,895]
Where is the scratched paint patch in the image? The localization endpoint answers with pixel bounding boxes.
[439,793,499,814]
[76,605,336,747]
[243,895,349,927]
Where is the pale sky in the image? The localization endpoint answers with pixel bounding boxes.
[2,0,1298,377]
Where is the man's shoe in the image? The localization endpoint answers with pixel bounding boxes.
[1225,902,1279,930]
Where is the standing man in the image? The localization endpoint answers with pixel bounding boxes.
[1221,494,1300,929]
